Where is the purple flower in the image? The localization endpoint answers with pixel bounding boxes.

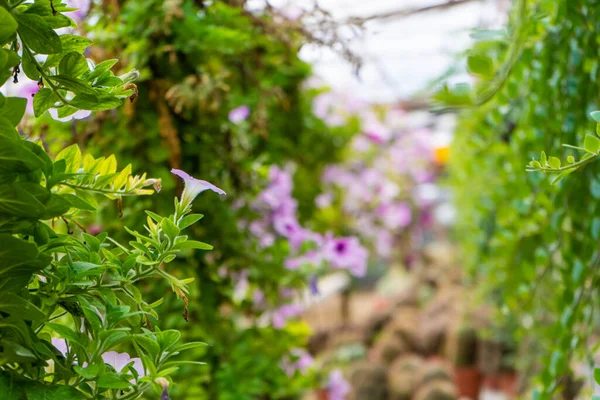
[282,348,314,376]
[88,223,103,235]
[272,304,302,328]
[309,274,319,295]
[233,270,249,302]
[327,369,351,400]
[64,0,91,22]
[377,202,412,229]
[171,169,225,208]
[17,79,39,115]
[102,351,145,377]
[374,230,394,259]
[322,234,368,277]
[315,192,333,208]
[252,289,265,307]
[362,111,391,144]
[228,105,250,124]
[284,250,323,270]
[52,338,68,356]
[272,213,308,248]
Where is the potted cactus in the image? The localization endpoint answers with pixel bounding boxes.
[451,324,482,399]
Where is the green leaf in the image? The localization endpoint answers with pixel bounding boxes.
[0,293,45,321]
[1,49,19,69]
[70,93,123,111]
[49,75,96,95]
[55,34,92,53]
[88,59,118,81]
[548,156,561,169]
[0,6,17,46]
[25,382,86,400]
[96,372,132,389]
[594,368,600,385]
[467,54,493,77]
[584,134,600,153]
[529,160,541,169]
[71,261,103,279]
[54,144,81,174]
[43,35,93,68]
[176,240,213,250]
[161,217,180,240]
[39,193,70,219]
[591,110,600,122]
[179,213,204,229]
[571,259,584,284]
[0,182,48,217]
[0,97,27,126]
[46,323,88,349]
[59,52,89,78]
[24,1,73,29]
[0,130,46,175]
[60,193,96,211]
[73,364,101,380]
[15,13,62,54]
[0,234,49,293]
[33,88,57,117]
[540,151,547,166]
[20,47,41,80]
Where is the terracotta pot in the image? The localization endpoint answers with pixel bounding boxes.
[483,374,502,391]
[315,388,329,400]
[500,372,518,398]
[454,366,482,399]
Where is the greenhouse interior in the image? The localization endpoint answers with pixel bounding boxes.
[1,0,599,399]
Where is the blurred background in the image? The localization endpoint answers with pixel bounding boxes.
[11,0,600,399]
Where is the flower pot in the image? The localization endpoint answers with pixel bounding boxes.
[454,366,482,400]
[483,374,502,391]
[315,388,329,400]
[500,372,517,398]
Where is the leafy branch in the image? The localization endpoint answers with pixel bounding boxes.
[526,112,600,184]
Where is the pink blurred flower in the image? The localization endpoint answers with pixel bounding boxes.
[233,270,249,302]
[87,223,103,235]
[327,369,350,400]
[377,202,412,229]
[272,304,302,328]
[282,348,314,376]
[284,250,323,271]
[229,105,250,124]
[315,192,333,208]
[252,289,265,307]
[362,111,391,144]
[64,0,91,22]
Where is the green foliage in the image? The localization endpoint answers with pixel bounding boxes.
[444,0,600,397]
[0,1,217,398]
[36,0,352,398]
[1,0,136,117]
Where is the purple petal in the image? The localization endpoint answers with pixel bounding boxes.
[309,275,319,295]
[171,168,226,196]
[228,105,250,123]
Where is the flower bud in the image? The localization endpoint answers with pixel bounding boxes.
[120,69,140,84]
